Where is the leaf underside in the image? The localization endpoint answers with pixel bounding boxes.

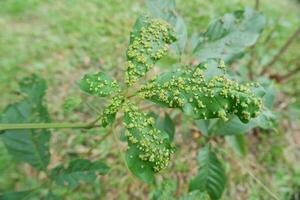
[50,159,109,189]
[194,8,266,62]
[189,146,226,200]
[0,74,51,171]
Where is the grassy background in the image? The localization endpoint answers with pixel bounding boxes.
[0,0,300,199]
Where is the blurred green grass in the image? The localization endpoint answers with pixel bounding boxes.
[0,0,300,199]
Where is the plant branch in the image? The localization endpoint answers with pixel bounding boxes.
[0,122,100,131]
[270,63,300,83]
[261,25,300,75]
[281,64,300,80]
[255,0,260,10]
[263,16,282,45]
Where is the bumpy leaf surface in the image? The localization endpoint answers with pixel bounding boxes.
[125,16,177,85]
[79,72,121,97]
[123,102,175,183]
[139,61,263,123]
[146,0,187,54]
[0,75,51,171]
[189,146,226,200]
[193,8,266,62]
[50,159,109,189]
[99,94,125,127]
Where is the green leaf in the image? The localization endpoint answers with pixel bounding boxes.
[151,112,176,141]
[150,179,177,200]
[125,15,177,86]
[139,61,263,123]
[63,97,82,112]
[125,145,156,184]
[146,0,188,54]
[189,146,226,200]
[161,113,175,141]
[78,72,121,97]
[0,75,51,171]
[212,109,276,136]
[123,103,175,183]
[45,192,62,200]
[181,191,211,200]
[146,0,176,17]
[50,159,109,189]
[171,16,188,54]
[225,134,247,157]
[19,74,47,102]
[193,8,266,62]
[258,77,276,109]
[195,120,209,136]
[0,190,37,200]
[99,94,125,127]
[212,116,256,136]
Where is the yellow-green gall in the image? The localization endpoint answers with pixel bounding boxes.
[125,16,177,86]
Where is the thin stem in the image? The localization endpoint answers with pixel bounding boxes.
[255,0,260,10]
[85,102,101,114]
[246,48,257,80]
[236,159,280,200]
[246,168,280,200]
[263,16,282,45]
[87,128,113,156]
[87,117,123,156]
[247,16,282,79]
[261,25,300,75]
[88,115,103,126]
[0,122,100,131]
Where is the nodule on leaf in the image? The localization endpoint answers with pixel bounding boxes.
[100,94,125,127]
[78,72,121,97]
[123,102,175,183]
[138,60,263,123]
[125,15,177,86]
[145,0,188,54]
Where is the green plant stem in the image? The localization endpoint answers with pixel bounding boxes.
[0,122,100,131]
[87,116,123,157]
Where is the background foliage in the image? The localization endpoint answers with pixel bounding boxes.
[0,0,300,199]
